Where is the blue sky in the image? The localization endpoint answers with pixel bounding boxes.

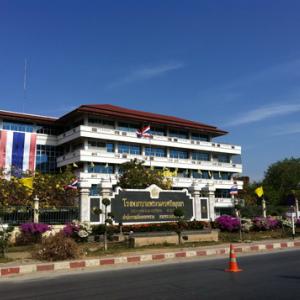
[0,0,299,181]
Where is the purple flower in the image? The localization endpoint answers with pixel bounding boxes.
[63,223,79,237]
[252,217,280,231]
[20,223,51,235]
[215,215,240,232]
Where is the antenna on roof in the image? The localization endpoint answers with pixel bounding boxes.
[23,58,28,112]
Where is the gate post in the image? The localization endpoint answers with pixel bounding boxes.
[207,183,216,221]
[189,181,201,220]
[79,181,90,222]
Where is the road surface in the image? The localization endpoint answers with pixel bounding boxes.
[1,249,300,299]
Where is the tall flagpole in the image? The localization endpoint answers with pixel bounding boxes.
[23,58,28,112]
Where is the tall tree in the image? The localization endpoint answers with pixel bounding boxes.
[263,158,300,205]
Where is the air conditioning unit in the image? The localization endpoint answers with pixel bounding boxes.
[231,145,235,149]
[122,154,128,158]
[91,152,97,156]
[122,132,127,136]
[197,141,200,145]
[217,144,220,147]
[150,156,154,161]
[191,140,195,144]
[168,137,172,141]
[173,138,178,142]
[115,130,120,135]
[212,143,215,146]
[92,127,97,132]
[91,174,97,178]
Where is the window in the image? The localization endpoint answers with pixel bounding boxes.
[170,148,188,159]
[88,118,114,127]
[3,121,34,133]
[117,122,140,132]
[145,147,166,157]
[215,189,230,198]
[218,154,230,163]
[191,133,209,141]
[118,143,141,155]
[192,170,210,179]
[36,145,61,173]
[192,151,209,161]
[106,143,114,152]
[88,140,106,149]
[36,124,60,135]
[149,127,166,136]
[169,129,188,139]
[88,163,114,174]
[90,184,100,196]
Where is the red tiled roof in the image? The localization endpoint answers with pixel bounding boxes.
[60,104,227,136]
[0,110,57,124]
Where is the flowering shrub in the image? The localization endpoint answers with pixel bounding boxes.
[16,223,51,245]
[252,217,281,231]
[62,220,91,242]
[20,223,51,235]
[33,232,80,261]
[0,224,13,258]
[215,215,240,232]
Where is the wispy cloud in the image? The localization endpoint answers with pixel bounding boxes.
[199,58,300,104]
[272,122,300,136]
[226,102,300,127]
[108,62,185,88]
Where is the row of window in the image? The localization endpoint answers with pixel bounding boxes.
[85,163,232,179]
[2,121,59,135]
[85,141,226,162]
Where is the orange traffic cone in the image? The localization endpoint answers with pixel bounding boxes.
[225,244,242,272]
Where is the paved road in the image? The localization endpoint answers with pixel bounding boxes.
[1,250,300,300]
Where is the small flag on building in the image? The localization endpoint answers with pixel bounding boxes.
[230,184,238,195]
[255,186,264,198]
[64,178,79,190]
[136,125,152,138]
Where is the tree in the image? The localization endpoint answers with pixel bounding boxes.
[263,158,300,206]
[118,159,172,189]
[0,167,78,208]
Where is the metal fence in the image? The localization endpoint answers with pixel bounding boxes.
[0,206,79,225]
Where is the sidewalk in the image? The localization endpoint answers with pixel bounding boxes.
[1,238,300,278]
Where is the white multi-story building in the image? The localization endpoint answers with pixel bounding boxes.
[0,104,243,220]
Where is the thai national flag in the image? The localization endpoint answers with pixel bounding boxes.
[0,130,37,177]
[230,184,238,195]
[136,125,152,138]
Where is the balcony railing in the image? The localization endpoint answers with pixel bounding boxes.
[57,125,241,153]
[57,149,242,172]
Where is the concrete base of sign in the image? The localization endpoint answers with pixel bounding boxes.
[128,230,219,248]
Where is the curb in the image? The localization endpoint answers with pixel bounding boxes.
[1,240,300,278]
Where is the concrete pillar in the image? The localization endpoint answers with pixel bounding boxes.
[33,195,39,223]
[79,181,90,222]
[189,181,201,220]
[207,183,216,221]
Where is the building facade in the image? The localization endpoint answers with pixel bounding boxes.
[0,104,243,221]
